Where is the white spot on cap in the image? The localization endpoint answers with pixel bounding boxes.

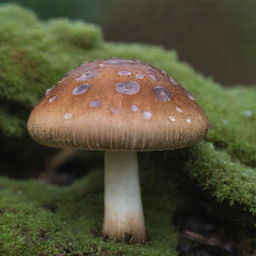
[64,113,72,120]
[76,71,97,81]
[72,84,90,95]
[143,111,152,120]
[148,74,158,81]
[169,77,178,85]
[186,118,192,123]
[98,63,104,68]
[45,88,53,96]
[130,104,139,112]
[176,107,183,113]
[118,71,132,76]
[49,96,57,103]
[168,116,175,122]
[89,100,100,108]
[135,74,144,79]
[115,81,140,95]
[187,92,195,101]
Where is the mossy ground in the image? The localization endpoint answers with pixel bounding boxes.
[0,4,256,255]
[0,163,180,256]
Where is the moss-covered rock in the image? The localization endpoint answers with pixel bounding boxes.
[0,4,256,255]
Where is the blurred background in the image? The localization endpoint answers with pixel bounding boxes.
[0,0,255,87]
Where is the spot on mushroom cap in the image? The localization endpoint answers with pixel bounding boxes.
[115,81,141,95]
[27,58,208,151]
[72,84,90,95]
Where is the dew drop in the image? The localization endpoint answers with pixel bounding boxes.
[176,106,183,113]
[152,86,171,101]
[76,71,97,81]
[135,74,144,79]
[143,111,152,120]
[115,81,140,95]
[148,73,158,81]
[49,96,57,103]
[169,77,178,85]
[130,104,139,112]
[168,116,175,122]
[64,113,72,120]
[72,84,90,95]
[89,100,100,108]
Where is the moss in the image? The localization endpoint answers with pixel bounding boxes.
[0,167,179,256]
[0,4,102,136]
[0,4,256,255]
[47,19,102,49]
[183,142,256,216]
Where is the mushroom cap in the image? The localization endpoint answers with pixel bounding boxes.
[27,58,208,151]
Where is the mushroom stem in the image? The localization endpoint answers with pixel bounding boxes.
[103,151,146,243]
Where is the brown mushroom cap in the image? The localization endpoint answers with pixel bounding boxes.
[27,58,208,151]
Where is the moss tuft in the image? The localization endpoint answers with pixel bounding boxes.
[47,19,102,49]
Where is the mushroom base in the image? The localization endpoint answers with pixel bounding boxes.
[103,151,146,243]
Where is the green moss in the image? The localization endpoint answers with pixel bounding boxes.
[0,167,179,256]
[0,4,102,136]
[0,4,256,255]
[183,142,256,215]
[47,19,102,49]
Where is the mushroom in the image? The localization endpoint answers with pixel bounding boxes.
[27,58,208,243]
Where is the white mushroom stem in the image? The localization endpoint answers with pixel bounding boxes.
[103,151,146,243]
